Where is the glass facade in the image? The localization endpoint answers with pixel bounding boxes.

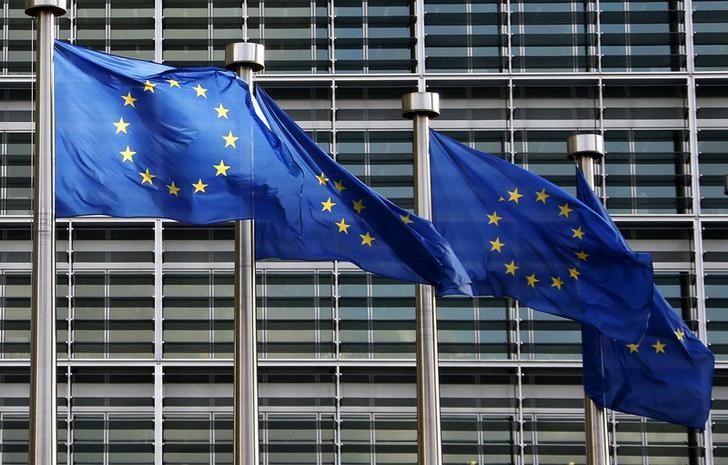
[0,0,726,463]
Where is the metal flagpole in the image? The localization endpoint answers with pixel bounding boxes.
[225,42,265,465]
[25,2,67,465]
[402,92,443,465]
[567,133,610,465]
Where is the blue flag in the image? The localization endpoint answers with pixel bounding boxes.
[55,41,303,227]
[577,169,714,429]
[429,130,654,341]
[252,87,472,295]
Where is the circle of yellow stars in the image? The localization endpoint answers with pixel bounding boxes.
[487,186,592,294]
[113,77,238,197]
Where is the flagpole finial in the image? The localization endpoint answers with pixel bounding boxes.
[402,92,440,119]
[225,42,265,72]
[567,133,604,160]
[25,0,67,16]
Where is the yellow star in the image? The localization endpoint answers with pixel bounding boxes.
[498,196,505,202]
[535,189,550,203]
[321,197,336,212]
[121,92,137,107]
[113,117,130,134]
[487,211,502,226]
[675,328,685,341]
[223,131,239,148]
[559,203,573,218]
[214,103,230,119]
[571,226,585,240]
[626,343,640,353]
[568,267,580,280]
[334,180,346,192]
[489,237,505,252]
[507,188,523,203]
[193,83,208,98]
[143,80,156,93]
[353,199,366,214]
[400,214,414,224]
[192,179,208,193]
[360,232,375,247]
[119,146,136,162]
[167,79,181,88]
[167,182,181,196]
[213,160,230,176]
[335,218,350,233]
[550,276,564,290]
[139,169,155,185]
[315,173,329,185]
[575,250,590,261]
[652,340,666,354]
[504,260,518,276]
[526,274,539,288]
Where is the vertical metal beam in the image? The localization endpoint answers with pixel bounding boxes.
[567,133,610,465]
[225,41,264,465]
[25,2,66,465]
[402,91,442,465]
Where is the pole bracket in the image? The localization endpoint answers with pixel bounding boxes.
[225,42,265,72]
[25,0,67,16]
[402,92,440,119]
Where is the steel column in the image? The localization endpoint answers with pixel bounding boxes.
[402,91,442,465]
[567,133,610,465]
[26,2,67,465]
[225,41,265,465]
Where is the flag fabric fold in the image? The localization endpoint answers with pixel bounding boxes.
[429,130,654,341]
[577,169,714,429]
[55,40,303,227]
[253,87,472,295]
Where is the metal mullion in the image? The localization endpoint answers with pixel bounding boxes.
[362,0,368,73]
[259,269,267,357]
[154,0,162,63]
[242,0,246,41]
[413,0,426,90]
[594,0,603,72]
[309,0,315,73]
[0,132,6,217]
[515,365,525,465]
[104,270,111,360]
[314,271,321,358]
[366,270,374,359]
[329,0,335,74]
[208,270,214,359]
[153,219,163,465]
[3,0,8,72]
[466,0,473,73]
[105,0,110,53]
[504,0,513,72]
[208,0,213,62]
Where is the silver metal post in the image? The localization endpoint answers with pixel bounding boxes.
[568,133,610,465]
[26,2,66,465]
[225,42,264,465]
[402,92,442,465]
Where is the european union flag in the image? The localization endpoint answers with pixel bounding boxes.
[429,130,654,341]
[252,87,472,295]
[55,41,303,227]
[577,169,715,429]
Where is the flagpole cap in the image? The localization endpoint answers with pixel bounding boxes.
[402,92,440,119]
[567,134,604,160]
[225,42,265,72]
[25,0,67,16]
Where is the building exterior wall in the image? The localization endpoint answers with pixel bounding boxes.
[0,0,726,464]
